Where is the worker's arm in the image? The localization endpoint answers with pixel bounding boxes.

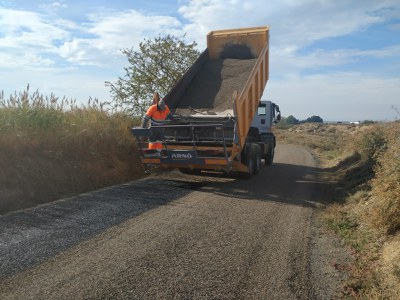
[142,105,155,127]
[141,115,150,128]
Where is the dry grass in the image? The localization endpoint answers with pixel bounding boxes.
[367,123,400,235]
[277,122,400,299]
[276,123,363,167]
[0,86,144,214]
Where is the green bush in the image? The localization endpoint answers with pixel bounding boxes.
[358,126,386,162]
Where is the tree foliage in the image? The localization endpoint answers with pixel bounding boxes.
[106,35,200,116]
[285,115,300,125]
[303,115,323,123]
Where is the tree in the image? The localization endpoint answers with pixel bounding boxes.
[303,115,323,123]
[285,115,299,125]
[106,35,200,116]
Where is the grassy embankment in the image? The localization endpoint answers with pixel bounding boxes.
[0,87,144,214]
[277,122,400,299]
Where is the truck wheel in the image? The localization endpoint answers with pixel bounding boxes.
[265,146,274,166]
[253,145,261,174]
[241,146,255,178]
[239,144,256,179]
[246,153,255,178]
[254,153,261,174]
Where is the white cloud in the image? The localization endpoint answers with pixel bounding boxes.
[0,7,183,68]
[57,10,183,66]
[179,0,400,50]
[358,45,400,58]
[0,6,185,100]
[0,8,69,42]
[0,8,70,67]
[0,52,54,68]
[38,1,68,13]
[90,10,181,49]
[52,2,67,9]
[271,45,400,78]
[0,65,114,102]
[58,39,98,65]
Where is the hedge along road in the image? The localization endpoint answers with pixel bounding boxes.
[0,144,348,299]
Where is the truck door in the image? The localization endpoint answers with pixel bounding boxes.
[251,101,272,134]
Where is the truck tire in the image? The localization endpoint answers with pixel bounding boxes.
[253,144,262,174]
[265,146,274,166]
[261,133,276,166]
[246,153,255,178]
[241,145,255,179]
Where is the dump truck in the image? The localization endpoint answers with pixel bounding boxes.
[132,26,281,177]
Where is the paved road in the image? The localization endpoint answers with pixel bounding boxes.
[0,144,346,299]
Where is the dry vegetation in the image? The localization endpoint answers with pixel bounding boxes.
[0,87,144,214]
[277,121,400,299]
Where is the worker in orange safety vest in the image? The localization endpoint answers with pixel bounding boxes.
[141,92,173,150]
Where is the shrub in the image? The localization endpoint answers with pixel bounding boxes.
[357,126,386,162]
[368,123,400,234]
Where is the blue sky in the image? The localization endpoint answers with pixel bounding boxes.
[1,0,399,121]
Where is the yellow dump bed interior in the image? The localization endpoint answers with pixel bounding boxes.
[171,26,269,122]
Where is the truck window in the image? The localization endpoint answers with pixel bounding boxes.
[258,106,266,115]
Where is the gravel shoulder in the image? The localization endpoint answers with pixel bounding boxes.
[0,144,350,299]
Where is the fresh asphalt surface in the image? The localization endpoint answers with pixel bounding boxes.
[0,144,346,299]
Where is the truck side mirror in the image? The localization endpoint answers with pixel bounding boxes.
[276,113,281,121]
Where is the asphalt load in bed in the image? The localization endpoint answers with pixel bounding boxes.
[175,58,256,114]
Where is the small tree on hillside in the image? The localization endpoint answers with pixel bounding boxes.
[285,115,300,125]
[303,115,323,123]
[106,35,200,116]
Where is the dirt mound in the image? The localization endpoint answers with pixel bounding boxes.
[175,58,256,114]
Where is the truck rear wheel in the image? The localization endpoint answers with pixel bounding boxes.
[253,144,262,174]
[246,152,255,177]
[240,145,255,179]
[265,146,274,166]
